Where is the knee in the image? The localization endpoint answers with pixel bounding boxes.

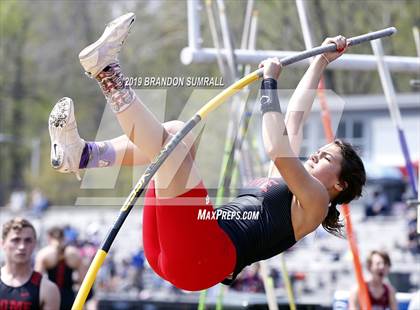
[164,120,185,136]
[163,121,197,157]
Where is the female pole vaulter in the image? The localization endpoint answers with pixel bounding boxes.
[48,13,365,291]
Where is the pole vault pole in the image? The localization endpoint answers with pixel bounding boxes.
[371,39,418,196]
[215,3,258,310]
[295,1,371,309]
[214,6,259,310]
[215,0,259,202]
[229,9,260,189]
[198,2,230,309]
[244,7,280,310]
[72,28,397,310]
[232,0,256,186]
[214,0,248,205]
[412,26,420,234]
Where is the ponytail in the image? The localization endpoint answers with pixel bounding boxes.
[321,140,366,238]
[322,201,344,238]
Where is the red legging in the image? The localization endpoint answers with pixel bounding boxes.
[142,180,237,291]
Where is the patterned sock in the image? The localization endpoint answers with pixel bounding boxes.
[79,142,116,169]
[96,63,135,113]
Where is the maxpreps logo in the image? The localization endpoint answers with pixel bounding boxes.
[197,208,260,220]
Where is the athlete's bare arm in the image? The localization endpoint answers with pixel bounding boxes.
[64,245,88,284]
[260,36,348,216]
[259,61,329,213]
[34,248,49,273]
[348,286,359,310]
[40,277,60,310]
[34,246,57,272]
[388,285,398,310]
[285,36,347,154]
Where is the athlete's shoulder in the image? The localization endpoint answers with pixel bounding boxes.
[29,271,43,286]
[37,245,57,259]
[64,245,82,268]
[247,177,283,191]
[35,246,58,271]
[40,275,60,310]
[385,282,397,296]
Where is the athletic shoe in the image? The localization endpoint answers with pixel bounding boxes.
[48,97,84,180]
[79,12,136,78]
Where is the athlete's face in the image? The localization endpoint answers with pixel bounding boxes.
[1,227,36,265]
[304,143,343,190]
[368,253,390,279]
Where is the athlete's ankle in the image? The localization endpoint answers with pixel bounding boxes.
[79,141,116,169]
[96,63,135,113]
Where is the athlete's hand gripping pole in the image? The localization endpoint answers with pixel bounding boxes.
[72,26,396,310]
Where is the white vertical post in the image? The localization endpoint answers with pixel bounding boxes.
[259,261,279,310]
[187,0,201,50]
[413,27,420,58]
[205,0,227,77]
[238,0,254,75]
[371,39,418,196]
[31,138,40,178]
[216,0,238,81]
[371,40,403,127]
[244,10,258,75]
[240,0,254,50]
[296,0,314,50]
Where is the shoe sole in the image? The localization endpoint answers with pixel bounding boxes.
[79,12,136,74]
[49,97,73,169]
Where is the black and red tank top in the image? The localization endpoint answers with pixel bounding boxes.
[0,271,42,310]
[218,177,296,284]
[47,258,76,309]
[368,283,390,310]
[46,258,74,290]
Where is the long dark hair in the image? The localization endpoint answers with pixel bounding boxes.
[322,139,366,237]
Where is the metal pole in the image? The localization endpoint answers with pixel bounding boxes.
[244,10,258,76]
[181,47,419,72]
[240,0,254,50]
[31,138,40,178]
[238,0,254,75]
[371,39,418,196]
[187,0,201,50]
[205,0,227,82]
[232,9,259,185]
[214,0,247,205]
[259,261,279,310]
[183,52,417,74]
[216,0,238,82]
[412,26,420,234]
[412,27,420,57]
[296,0,313,50]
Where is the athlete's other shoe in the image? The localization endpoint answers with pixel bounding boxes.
[79,12,136,78]
[48,97,84,180]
